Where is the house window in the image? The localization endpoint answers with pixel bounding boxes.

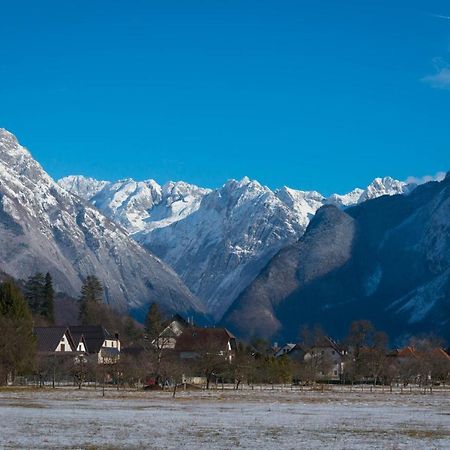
[332,350,335,355]
[334,370,338,376]
[61,344,65,352]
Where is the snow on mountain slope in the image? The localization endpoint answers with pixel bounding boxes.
[0,129,204,318]
[326,177,411,207]
[145,177,312,319]
[59,175,109,201]
[359,177,412,202]
[60,175,210,234]
[60,172,414,320]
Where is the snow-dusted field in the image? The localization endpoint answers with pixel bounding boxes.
[1,387,449,449]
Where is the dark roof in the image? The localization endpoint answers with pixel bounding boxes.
[33,327,75,353]
[70,329,83,343]
[100,347,120,358]
[175,327,236,353]
[293,336,344,354]
[166,314,190,328]
[121,345,145,358]
[69,325,114,354]
[313,336,342,352]
[70,331,88,350]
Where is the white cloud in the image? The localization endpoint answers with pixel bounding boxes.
[405,172,447,185]
[422,67,450,89]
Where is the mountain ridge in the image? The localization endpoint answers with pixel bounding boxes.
[222,174,450,343]
[59,173,415,320]
[0,128,204,320]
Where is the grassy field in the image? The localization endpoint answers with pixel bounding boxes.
[1,386,449,449]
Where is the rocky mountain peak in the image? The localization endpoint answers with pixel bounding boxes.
[0,130,204,320]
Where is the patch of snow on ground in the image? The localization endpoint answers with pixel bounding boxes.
[1,387,449,449]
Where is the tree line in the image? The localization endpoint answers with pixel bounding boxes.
[1,274,449,390]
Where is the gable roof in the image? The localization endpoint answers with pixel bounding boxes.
[397,347,417,358]
[175,327,236,353]
[433,348,450,361]
[69,325,114,354]
[70,331,88,350]
[296,336,343,353]
[397,346,450,361]
[34,327,75,353]
[274,343,296,357]
[312,336,342,352]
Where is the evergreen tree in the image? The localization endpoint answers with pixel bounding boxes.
[43,272,55,323]
[145,302,163,340]
[79,276,103,324]
[0,280,35,384]
[24,272,55,323]
[24,272,45,315]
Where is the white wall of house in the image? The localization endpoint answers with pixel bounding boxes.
[103,338,120,351]
[305,347,343,381]
[155,320,185,349]
[182,376,207,385]
[170,321,185,337]
[156,336,177,349]
[55,333,73,352]
[76,341,86,352]
[97,338,121,364]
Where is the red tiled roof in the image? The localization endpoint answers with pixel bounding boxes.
[175,327,236,353]
[397,347,417,358]
[396,347,450,360]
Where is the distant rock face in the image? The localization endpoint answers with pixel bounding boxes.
[146,178,311,320]
[60,174,414,320]
[222,206,356,338]
[0,129,204,319]
[222,176,450,343]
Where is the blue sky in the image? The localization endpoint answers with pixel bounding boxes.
[1,0,450,194]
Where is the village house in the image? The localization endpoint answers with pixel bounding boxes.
[276,336,345,381]
[174,327,237,362]
[274,343,296,358]
[34,325,121,364]
[392,346,450,385]
[69,325,121,364]
[306,336,345,381]
[152,314,190,350]
[34,326,77,355]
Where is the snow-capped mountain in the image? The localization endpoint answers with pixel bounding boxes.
[59,176,211,235]
[59,173,414,320]
[59,175,109,201]
[326,177,412,207]
[0,129,204,319]
[223,174,450,343]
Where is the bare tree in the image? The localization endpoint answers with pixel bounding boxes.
[297,325,333,384]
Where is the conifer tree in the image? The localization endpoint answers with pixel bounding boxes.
[24,272,45,315]
[43,272,55,323]
[79,276,103,324]
[0,280,35,384]
[145,302,163,340]
[24,272,55,323]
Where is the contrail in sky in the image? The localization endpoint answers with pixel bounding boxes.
[431,13,450,20]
